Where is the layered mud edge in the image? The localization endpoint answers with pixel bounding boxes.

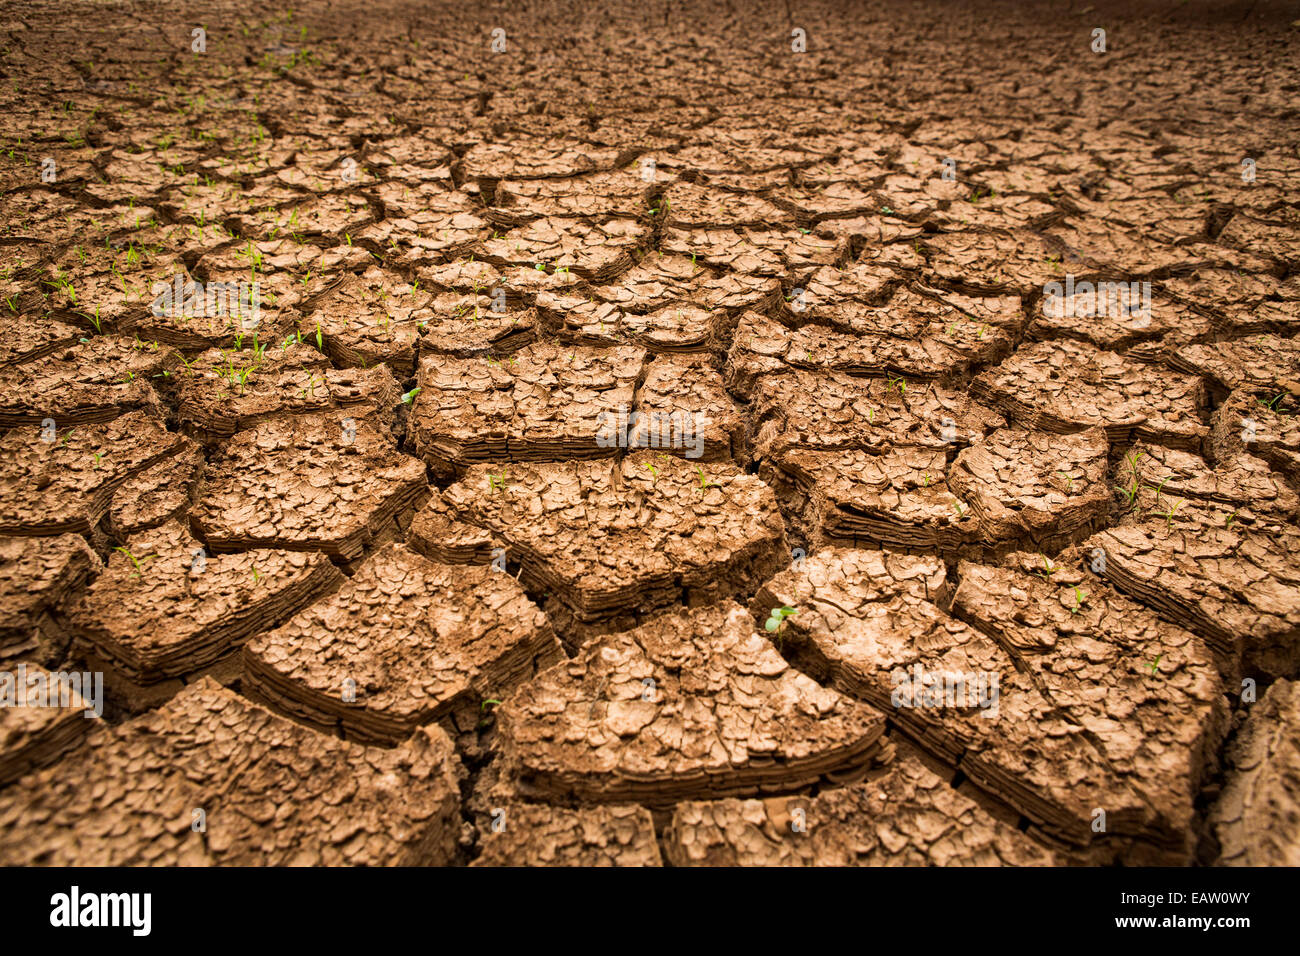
[0,0,1296,866]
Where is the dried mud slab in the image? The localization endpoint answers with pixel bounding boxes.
[1210,389,1300,482]
[104,443,205,537]
[176,344,400,444]
[946,426,1112,552]
[664,751,1054,866]
[407,489,503,565]
[589,252,712,312]
[750,548,1135,856]
[1170,335,1300,397]
[460,138,627,185]
[0,662,100,786]
[1207,679,1300,866]
[244,544,562,746]
[0,534,100,662]
[0,313,84,369]
[440,453,787,642]
[0,336,175,427]
[0,410,188,536]
[1027,292,1209,354]
[494,170,667,223]
[753,547,1223,861]
[951,561,1227,861]
[970,339,1207,450]
[1116,441,1298,521]
[406,344,647,476]
[726,309,1010,390]
[1080,499,1300,683]
[415,297,538,361]
[479,218,645,281]
[761,447,977,554]
[633,357,743,462]
[301,269,433,376]
[67,521,343,708]
[192,414,427,560]
[471,804,662,867]
[496,602,888,808]
[660,227,846,274]
[0,678,461,866]
[744,369,1005,461]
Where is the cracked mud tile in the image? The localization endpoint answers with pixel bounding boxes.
[244,543,562,746]
[1170,335,1300,399]
[1114,441,1298,521]
[727,302,1012,390]
[0,678,461,866]
[472,803,662,867]
[0,410,188,536]
[1210,389,1300,483]
[1207,679,1300,866]
[970,339,1207,450]
[192,413,427,560]
[67,520,342,711]
[439,453,787,645]
[750,547,1144,858]
[951,560,1227,862]
[103,442,205,539]
[0,335,177,428]
[0,662,100,786]
[946,426,1113,553]
[478,217,645,282]
[405,343,647,476]
[0,533,100,663]
[496,601,888,808]
[1078,495,1300,684]
[743,368,1004,461]
[632,356,743,463]
[761,446,978,554]
[175,342,400,445]
[665,750,1055,866]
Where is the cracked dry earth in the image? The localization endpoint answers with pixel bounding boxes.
[0,0,1298,868]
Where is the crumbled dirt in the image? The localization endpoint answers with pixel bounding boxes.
[1,0,1297,867]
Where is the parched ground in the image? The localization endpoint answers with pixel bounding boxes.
[0,0,1298,867]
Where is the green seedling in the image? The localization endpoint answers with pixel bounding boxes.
[1149,653,1163,675]
[1057,471,1075,493]
[696,465,720,492]
[113,546,156,581]
[401,387,420,404]
[314,321,323,350]
[1069,586,1086,615]
[764,606,797,642]
[1158,497,1183,532]
[1036,554,1056,582]
[1224,509,1240,530]
[487,466,508,494]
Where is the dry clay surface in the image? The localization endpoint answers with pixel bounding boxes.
[0,0,1298,866]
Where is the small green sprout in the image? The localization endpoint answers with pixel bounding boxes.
[696,465,720,492]
[765,605,796,636]
[113,546,156,581]
[1069,586,1086,615]
[401,387,421,404]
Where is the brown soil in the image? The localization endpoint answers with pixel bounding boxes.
[0,0,1296,868]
